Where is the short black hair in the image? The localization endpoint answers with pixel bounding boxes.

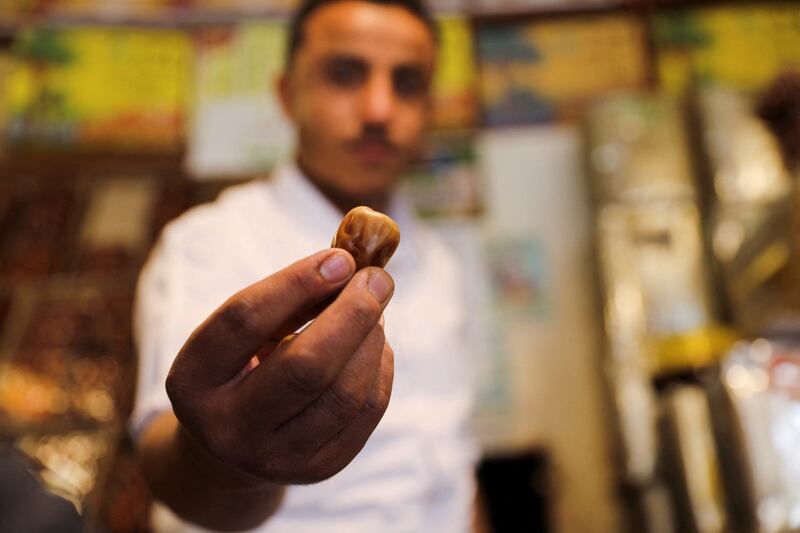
[286,0,437,68]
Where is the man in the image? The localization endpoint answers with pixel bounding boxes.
[132,0,479,531]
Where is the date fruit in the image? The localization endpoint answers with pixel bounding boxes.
[332,206,400,270]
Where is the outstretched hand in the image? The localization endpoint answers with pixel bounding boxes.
[166,248,395,484]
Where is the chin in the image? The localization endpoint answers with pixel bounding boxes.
[347,166,401,193]
[344,183,395,203]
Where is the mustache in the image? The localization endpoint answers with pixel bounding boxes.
[346,128,397,150]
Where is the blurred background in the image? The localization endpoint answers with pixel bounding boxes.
[0,1,799,532]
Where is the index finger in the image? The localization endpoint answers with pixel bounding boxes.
[234,267,394,426]
[170,248,356,389]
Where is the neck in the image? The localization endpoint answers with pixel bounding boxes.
[296,159,392,215]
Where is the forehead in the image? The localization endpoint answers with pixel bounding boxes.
[299,1,436,65]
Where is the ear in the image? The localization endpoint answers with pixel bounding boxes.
[276,71,295,122]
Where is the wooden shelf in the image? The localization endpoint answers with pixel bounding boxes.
[0,0,794,31]
[470,0,638,24]
[0,8,292,34]
[0,150,185,181]
[0,0,795,36]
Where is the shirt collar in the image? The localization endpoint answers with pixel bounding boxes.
[269,162,422,272]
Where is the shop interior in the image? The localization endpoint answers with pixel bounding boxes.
[0,0,799,531]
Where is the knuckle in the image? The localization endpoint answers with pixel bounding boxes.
[344,294,380,331]
[281,351,329,395]
[164,371,182,404]
[165,369,197,417]
[204,424,240,458]
[368,324,386,349]
[316,462,344,482]
[240,440,285,477]
[219,295,261,337]
[284,267,316,298]
[362,371,392,420]
[362,389,390,420]
[285,434,318,461]
[325,383,367,420]
[306,453,349,483]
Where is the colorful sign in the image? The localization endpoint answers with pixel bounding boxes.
[186,22,293,178]
[478,14,648,126]
[655,5,800,94]
[403,132,482,218]
[6,27,191,150]
[432,16,479,130]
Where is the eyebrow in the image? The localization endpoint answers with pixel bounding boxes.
[396,57,430,69]
[321,52,429,72]
[393,61,429,73]
[324,53,367,66]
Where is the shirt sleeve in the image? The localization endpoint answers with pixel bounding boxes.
[128,200,264,442]
[129,236,181,442]
[129,221,222,442]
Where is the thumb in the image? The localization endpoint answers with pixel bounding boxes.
[169,249,356,390]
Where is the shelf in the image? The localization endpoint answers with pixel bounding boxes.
[0,150,185,181]
[0,7,292,33]
[470,0,638,23]
[0,1,645,35]
[0,0,795,35]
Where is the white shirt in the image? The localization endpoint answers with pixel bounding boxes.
[132,164,478,533]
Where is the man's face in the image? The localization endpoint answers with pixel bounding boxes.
[279,1,436,203]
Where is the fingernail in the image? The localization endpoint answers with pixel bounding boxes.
[320,252,353,282]
[368,270,393,303]
[379,315,385,328]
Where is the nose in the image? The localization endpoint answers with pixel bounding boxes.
[361,71,395,125]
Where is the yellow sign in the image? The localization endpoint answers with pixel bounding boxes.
[479,14,647,125]
[433,16,478,129]
[7,27,191,149]
[657,5,800,94]
[193,22,287,104]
